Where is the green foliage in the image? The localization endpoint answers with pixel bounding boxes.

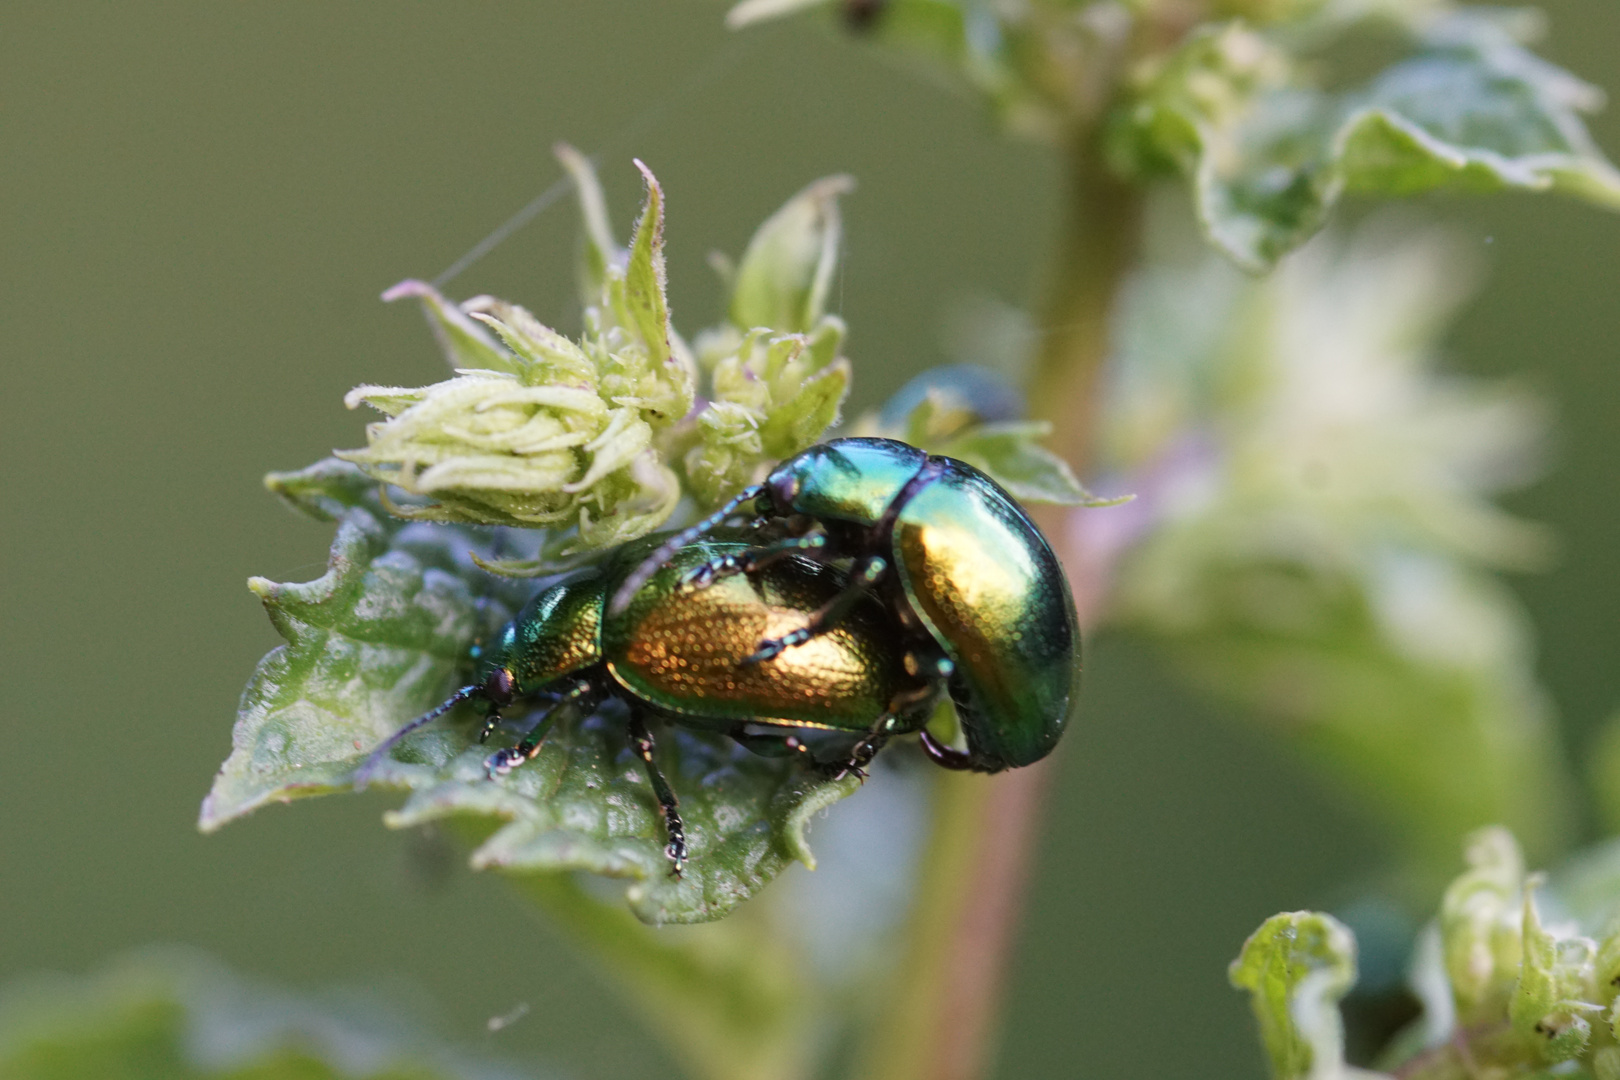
[200,459,860,926]
[1112,12,1620,269]
[850,370,1125,506]
[731,2,1620,269]
[0,950,536,1080]
[1237,830,1620,1080]
[1090,214,1571,875]
[1229,911,1363,1080]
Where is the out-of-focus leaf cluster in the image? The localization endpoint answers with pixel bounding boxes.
[730,1,1620,269]
[1235,829,1620,1080]
[339,150,857,553]
[1111,11,1620,269]
[1075,212,1571,876]
[0,949,541,1080]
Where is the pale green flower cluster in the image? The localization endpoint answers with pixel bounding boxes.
[1087,213,1568,870]
[1235,829,1620,1080]
[333,150,859,551]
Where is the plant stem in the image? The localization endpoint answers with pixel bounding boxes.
[860,137,1141,1080]
[513,873,815,1080]
[1029,141,1142,470]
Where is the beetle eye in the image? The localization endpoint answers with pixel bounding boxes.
[766,472,800,512]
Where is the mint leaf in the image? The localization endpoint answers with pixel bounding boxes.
[201,461,860,925]
[937,421,1129,507]
[857,368,1127,506]
[1114,16,1620,270]
[1230,912,1367,1080]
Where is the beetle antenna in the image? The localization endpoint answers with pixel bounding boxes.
[354,685,481,788]
[608,485,763,615]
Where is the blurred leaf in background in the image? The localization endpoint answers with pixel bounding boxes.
[733,2,1620,270]
[1071,209,1572,882]
[0,949,544,1080]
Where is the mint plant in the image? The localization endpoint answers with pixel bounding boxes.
[1233,829,1620,1080]
[167,3,1620,1079]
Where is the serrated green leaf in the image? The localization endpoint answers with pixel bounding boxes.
[202,484,862,924]
[265,456,383,521]
[938,421,1129,506]
[1114,16,1620,270]
[729,175,853,334]
[1230,911,1369,1080]
[0,949,540,1080]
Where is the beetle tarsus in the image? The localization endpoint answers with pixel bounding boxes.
[629,712,687,878]
[822,730,888,783]
[476,709,502,744]
[681,531,831,594]
[482,681,594,778]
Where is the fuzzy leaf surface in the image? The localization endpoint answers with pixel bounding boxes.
[201,461,859,925]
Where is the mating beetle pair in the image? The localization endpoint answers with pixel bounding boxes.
[362,437,1079,875]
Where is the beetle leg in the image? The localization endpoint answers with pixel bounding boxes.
[919,728,976,770]
[681,531,830,591]
[355,684,482,788]
[744,555,888,664]
[819,728,890,783]
[628,712,687,878]
[476,704,504,744]
[484,679,594,775]
[608,485,765,615]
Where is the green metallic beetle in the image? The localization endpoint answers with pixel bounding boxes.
[613,437,1080,773]
[357,528,940,875]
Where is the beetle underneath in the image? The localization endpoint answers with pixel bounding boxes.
[356,528,948,876]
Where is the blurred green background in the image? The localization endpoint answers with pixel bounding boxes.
[2,3,1617,1077]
